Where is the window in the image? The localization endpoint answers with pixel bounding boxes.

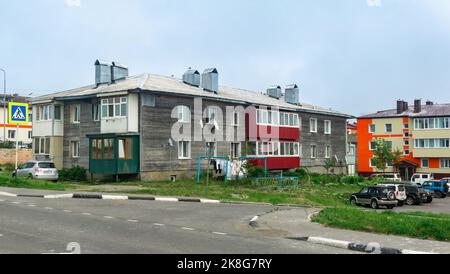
[325,145,332,159]
[72,104,81,123]
[54,105,62,121]
[38,105,51,121]
[370,159,377,168]
[101,97,128,119]
[141,94,156,107]
[277,112,298,127]
[231,143,241,158]
[7,130,15,139]
[404,140,410,146]
[207,107,218,124]
[404,132,409,137]
[178,141,191,159]
[370,141,377,151]
[385,124,392,133]
[324,120,331,134]
[118,138,133,160]
[404,123,409,129]
[348,144,356,156]
[310,118,317,133]
[206,142,217,157]
[311,145,317,159]
[254,142,300,157]
[28,131,32,139]
[71,141,80,158]
[90,139,114,160]
[369,124,376,133]
[177,106,191,123]
[232,112,239,126]
[441,159,450,169]
[414,117,450,130]
[414,138,450,148]
[34,137,50,155]
[422,159,429,168]
[404,150,410,155]
[92,103,100,121]
[386,160,393,167]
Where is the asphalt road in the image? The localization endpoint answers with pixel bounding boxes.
[0,195,356,254]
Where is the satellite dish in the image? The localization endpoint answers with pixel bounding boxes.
[213,120,221,131]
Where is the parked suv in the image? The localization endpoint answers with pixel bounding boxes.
[400,183,433,205]
[370,173,402,182]
[377,183,407,206]
[422,180,448,198]
[411,173,434,185]
[441,178,450,194]
[12,161,59,182]
[350,186,398,209]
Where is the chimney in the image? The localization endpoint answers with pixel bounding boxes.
[285,84,300,105]
[183,68,201,87]
[267,85,282,99]
[403,101,409,112]
[95,60,113,86]
[111,62,129,83]
[426,100,434,106]
[414,99,422,113]
[201,68,219,93]
[397,100,404,114]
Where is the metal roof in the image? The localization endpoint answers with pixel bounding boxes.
[359,104,450,119]
[30,73,353,118]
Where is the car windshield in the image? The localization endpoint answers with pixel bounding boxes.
[38,162,55,169]
[423,182,433,187]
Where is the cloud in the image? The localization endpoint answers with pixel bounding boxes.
[65,0,81,8]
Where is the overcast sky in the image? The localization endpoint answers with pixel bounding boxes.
[1,0,450,116]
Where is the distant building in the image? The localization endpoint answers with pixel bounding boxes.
[30,60,352,179]
[357,99,450,180]
[346,122,357,176]
[0,94,32,146]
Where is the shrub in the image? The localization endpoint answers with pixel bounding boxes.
[340,176,364,185]
[0,163,15,172]
[0,141,15,149]
[59,166,87,182]
[244,162,265,178]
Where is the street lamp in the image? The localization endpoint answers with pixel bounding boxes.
[0,68,6,143]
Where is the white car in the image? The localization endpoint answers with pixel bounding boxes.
[12,161,59,182]
[411,173,434,186]
[370,173,402,182]
[378,183,407,206]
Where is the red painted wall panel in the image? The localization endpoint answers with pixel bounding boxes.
[252,157,301,170]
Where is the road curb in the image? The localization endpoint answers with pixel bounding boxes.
[288,236,438,254]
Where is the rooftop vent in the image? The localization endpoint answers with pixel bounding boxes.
[285,84,300,105]
[267,85,282,99]
[95,60,113,86]
[396,100,409,114]
[201,68,219,93]
[111,62,129,83]
[183,69,201,87]
[414,99,422,113]
[426,100,434,106]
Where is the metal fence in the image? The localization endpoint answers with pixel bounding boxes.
[252,177,300,190]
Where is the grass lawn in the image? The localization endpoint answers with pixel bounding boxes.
[313,207,450,242]
[0,170,371,207]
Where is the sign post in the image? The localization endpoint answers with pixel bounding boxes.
[8,102,29,170]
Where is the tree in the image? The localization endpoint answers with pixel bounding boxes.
[372,139,401,172]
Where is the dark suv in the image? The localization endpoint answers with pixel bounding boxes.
[401,184,433,205]
[350,186,398,209]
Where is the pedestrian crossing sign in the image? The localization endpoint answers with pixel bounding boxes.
[8,102,29,125]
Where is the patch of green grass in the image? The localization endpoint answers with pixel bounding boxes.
[0,173,78,191]
[313,207,450,242]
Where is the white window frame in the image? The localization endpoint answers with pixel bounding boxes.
[230,142,241,158]
[7,130,16,139]
[369,158,376,168]
[178,141,191,159]
[369,124,376,133]
[92,103,100,122]
[72,104,81,124]
[310,118,318,133]
[325,145,332,159]
[34,137,50,155]
[310,145,317,159]
[178,105,191,123]
[38,105,52,121]
[385,123,393,133]
[440,159,450,169]
[71,141,80,158]
[101,97,128,119]
[422,158,429,168]
[324,120,331,135]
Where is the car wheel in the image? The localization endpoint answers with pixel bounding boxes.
[387,205,395,210]
[350,197,358,206]
[397,201,404,207]
[27,174,33,180]
[406,197,416,206]
[371,199,379,209]
[426,197,433,203]
[12,172,16,178]
[435,191,443,199]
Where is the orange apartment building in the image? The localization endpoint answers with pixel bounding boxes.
[358,99,450,180]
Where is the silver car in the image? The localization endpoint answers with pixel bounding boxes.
[13,161,59,182]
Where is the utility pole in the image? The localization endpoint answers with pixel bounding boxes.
[0,68,6,143]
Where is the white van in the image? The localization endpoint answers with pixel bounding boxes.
[411,173,434,185]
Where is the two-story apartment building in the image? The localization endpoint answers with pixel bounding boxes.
[0,94,33,146]
[358,99,450,180]
[30,60,351,180]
